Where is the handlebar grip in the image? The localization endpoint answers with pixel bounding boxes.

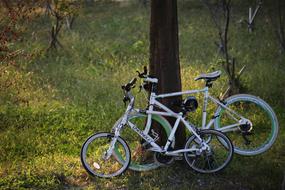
[130,78,137,85]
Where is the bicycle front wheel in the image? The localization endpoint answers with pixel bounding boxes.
[184,129,233,174]
[214,94,279,156]
[80,132,131,178]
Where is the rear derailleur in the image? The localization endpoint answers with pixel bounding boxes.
[239,122,253,145]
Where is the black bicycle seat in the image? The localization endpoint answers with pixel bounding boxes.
[194,70,222,81]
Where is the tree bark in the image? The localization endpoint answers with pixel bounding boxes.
[277,0,285,52]
[149,0,185,148]
[281,172,285,190]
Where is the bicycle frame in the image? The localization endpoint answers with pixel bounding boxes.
[146,86,248,131]
[112,85,249,157]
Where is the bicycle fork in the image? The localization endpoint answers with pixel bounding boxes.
[104,115,127,160]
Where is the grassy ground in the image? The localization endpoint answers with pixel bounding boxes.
[0,1,285,189]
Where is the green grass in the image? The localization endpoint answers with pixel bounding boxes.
[0,1,285,189]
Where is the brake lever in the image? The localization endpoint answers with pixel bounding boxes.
[137,66,148,78]
[136,70,141,76]
[136,71,145,78]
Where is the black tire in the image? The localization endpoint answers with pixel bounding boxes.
[81,132,131,178]
[184,129,233,174]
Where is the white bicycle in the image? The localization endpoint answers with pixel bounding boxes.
[81,68,235,178]
[81,67,278,177]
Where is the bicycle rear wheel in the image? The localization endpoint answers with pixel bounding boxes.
[112,113,173,171]
[214,94,279,156]
[81,132,131,178]
[184,129,233,174]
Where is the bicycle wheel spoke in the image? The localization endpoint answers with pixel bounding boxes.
[215,95,278,155]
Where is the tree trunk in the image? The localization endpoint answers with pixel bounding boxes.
[282,172,285,190]
[277,0,285,53]
[149,0,185,149]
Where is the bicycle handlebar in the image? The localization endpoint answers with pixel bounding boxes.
[121,66,156,105]
[121,78,137,92]
[136,66,148,78]
[121,66,157,94]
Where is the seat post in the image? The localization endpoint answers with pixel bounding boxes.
[205,80,213,88]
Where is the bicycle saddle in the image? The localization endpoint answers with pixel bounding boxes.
[194,70,222,81]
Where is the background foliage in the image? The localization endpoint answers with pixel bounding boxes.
[0,0,284,189]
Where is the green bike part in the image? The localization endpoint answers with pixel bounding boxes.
[214,94,278,156]
[113,113,173,171]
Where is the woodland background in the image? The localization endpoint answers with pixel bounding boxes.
[0,0,285,189]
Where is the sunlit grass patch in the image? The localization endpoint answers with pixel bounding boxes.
[0,0,284,189]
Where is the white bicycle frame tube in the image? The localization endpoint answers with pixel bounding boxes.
[146,87,247,132]
[126,99,203,154]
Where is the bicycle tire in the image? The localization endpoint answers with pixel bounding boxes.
[81,132,131,178]
[184,129,233,174]
[214,94,279,156]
